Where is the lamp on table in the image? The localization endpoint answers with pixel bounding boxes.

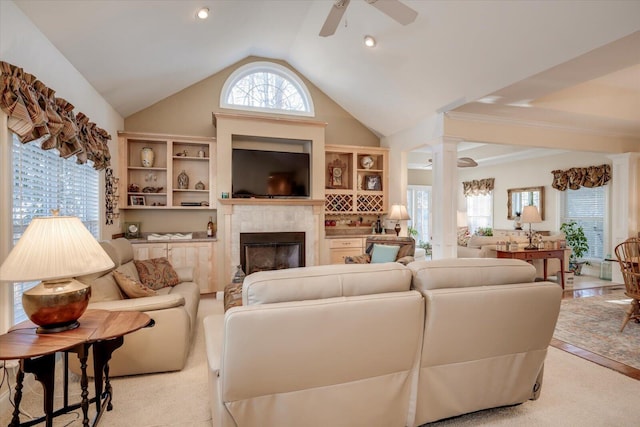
[388,204,411,236]
[521,205,542,250]
[0,214,115,333]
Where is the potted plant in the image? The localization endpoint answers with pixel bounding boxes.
[560,220,589,275]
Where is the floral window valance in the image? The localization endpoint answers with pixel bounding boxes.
[463,178,495,196]
[0,61,111,170]
[551,164,611,191]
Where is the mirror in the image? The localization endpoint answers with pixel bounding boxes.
[507,186,544,220]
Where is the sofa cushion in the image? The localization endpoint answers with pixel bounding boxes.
[242,263,412,306]
[409,258,537,291]
[113,270,158,298]
[370,244,400,263]
[116,261,141,283]
[88,273,124,302]
[134,257,180,290]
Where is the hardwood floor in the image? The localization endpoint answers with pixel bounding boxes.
[549,274,640,380]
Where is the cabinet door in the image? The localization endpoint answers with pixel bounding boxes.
[330,248,364,264]
[168,242,217,294]
[132,243,168,260]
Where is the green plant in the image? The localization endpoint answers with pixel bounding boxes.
[560,220,589,261]
[407,226,419,238]
[418,241,432,254]
[475,227,493,236]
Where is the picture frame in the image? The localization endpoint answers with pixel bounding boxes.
[130,195,145,206]
[364,175,382,191]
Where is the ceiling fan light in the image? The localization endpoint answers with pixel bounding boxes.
[196,7,210,20]
[364,35,377,48]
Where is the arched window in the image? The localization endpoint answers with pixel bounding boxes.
[220,62,314,116]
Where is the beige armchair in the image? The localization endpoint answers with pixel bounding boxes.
[345,235,415,265]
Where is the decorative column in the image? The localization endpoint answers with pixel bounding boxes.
[430,137,460,259]
[608,153,640,284]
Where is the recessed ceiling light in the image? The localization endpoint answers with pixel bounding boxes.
[364,35,377,48]
[197,7,210,20]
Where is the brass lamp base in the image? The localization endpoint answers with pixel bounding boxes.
[22,279,91,334]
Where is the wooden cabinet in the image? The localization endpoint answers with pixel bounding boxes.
[327,237,365,264]
[132,241,218,294]
[118,132,216,210]
[324,145,389,215]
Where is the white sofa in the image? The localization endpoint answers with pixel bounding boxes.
[204,259,561,426]
[458,230,571,279]
[70,238,200,377]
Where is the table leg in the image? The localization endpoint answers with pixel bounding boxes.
[21,354,56,427]
[543,259,548,280]
[9,366,25,427]
[92,336,124,414]
[75,344,91,427]
[559,255,565,290]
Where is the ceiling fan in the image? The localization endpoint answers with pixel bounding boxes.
[427,157,479,168]
[319,0,418,37]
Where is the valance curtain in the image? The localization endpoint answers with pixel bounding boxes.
[551,164,611,191]
[463,178,495,196]
[0,61,111,170]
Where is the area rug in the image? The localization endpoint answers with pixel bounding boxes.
[553,289,640,370]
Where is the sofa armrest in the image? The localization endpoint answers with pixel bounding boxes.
[88,293,185,312]
[204,314,225,375]
[175,266,194,283]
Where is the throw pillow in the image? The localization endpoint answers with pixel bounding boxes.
[113,270,157,298]
[370,244,401,263]
[457,227,471,246]
[134,257,180,290]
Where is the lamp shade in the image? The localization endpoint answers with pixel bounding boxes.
[521,205,542,224]
[0,216,115,333]
[0,216,114,282]
[388,205,410,221]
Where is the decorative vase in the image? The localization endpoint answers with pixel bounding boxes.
[177,170,189,189]
[140,147,155,168]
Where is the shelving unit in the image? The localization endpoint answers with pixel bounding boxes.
[118,132,216,210]
[324,145,389,215]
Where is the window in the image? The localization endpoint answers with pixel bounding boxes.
[10,133,99,324]
[220,61,314,116]
[466,192,493,234]
[407,185,431,245]
[561,185,607,260]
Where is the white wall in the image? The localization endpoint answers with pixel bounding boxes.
[457,151,611,232]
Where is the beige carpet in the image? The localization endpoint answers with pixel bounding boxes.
[2,295,640,427]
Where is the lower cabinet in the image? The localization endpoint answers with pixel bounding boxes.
[327,237,365,264]
[132,241,217,294]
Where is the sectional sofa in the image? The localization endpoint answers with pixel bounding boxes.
[204,259,562,426]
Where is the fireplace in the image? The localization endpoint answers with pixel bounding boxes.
[240,232,305,274]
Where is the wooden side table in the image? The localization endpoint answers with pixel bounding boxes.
[496,249,566,289]
[0,310,150,427]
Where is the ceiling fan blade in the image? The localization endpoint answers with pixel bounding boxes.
[366,0,418,25]
[457,157,478,168]
[319,0,351,37]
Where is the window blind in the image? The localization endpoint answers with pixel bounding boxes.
[466,192,493,234]
[407,185,431,244]
[562,186,606,259]
[10,133,99,324]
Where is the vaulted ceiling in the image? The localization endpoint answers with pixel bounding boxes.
[11,0,640,164]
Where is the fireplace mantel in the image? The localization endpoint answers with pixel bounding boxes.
[219,198,325,206]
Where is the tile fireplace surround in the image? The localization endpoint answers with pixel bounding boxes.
[220,201,324,286]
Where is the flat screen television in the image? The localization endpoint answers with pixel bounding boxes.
[232,148,310,198]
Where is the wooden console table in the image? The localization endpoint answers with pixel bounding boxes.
[496,248,566,289]
[0,310,151,427]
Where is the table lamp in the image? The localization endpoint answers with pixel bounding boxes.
[521,205,542,250]
[388,204,411,236]
[0,214,115,333]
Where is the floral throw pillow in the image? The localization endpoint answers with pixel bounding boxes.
[457,227,471,247]
[134,257,180,290]
[113,270,157,298]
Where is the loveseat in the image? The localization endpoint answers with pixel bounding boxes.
[204,259,561,426]
[458,229,571,280]
[69,238,200,377]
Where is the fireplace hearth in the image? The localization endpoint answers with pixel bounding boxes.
[240,232,305,275]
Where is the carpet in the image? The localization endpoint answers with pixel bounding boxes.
[553,288,640,370]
